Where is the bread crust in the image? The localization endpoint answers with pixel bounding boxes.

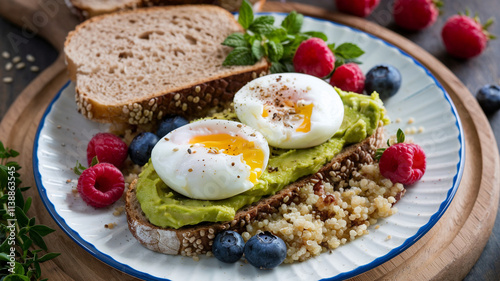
[67,0,266,18]
[72,65,269,124]
[64,5,270,125]
[125,126,385,256]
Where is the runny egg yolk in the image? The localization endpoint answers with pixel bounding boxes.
[261,101,314,133]
[295,103,314,133]
[188,134,265,183]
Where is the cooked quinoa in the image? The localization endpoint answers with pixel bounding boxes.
[241,164,404,263]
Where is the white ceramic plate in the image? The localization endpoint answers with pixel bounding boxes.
[33,13,464,281]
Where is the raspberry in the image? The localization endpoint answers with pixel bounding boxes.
[293,38,335,78]
[379,143,426,185]
[329,63,365,94]
[441,14,494,59]
[77,163,125,208]
[393,0,440,31]
[87,133,128,169]
[335,0,381,18]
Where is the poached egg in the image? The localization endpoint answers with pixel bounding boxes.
[151,119,270,200]
[233,73,344,149]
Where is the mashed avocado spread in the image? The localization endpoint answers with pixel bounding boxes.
[136,89,389,229]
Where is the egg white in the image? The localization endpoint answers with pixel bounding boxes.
[151,119,270,200]
[233,73,344,149]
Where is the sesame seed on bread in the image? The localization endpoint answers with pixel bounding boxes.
[125,126,387,256]
[64,5,269,125]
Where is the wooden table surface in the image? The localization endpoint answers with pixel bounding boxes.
[0,0,499,280]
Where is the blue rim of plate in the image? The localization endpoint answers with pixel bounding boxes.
[32,12,465,281]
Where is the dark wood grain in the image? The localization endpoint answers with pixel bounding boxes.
[0,17,58,120]
[0,0,499,280]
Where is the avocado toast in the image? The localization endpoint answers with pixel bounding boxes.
[125,88,396,257]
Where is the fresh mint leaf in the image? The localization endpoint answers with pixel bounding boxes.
[30,225,56,237]
[222,10,364,73]
[251,40,264,60]
[334,43,365,59]
[270,61,286,73]
[0,142,19,159]
[251,15,275,26]
[73,160,86,176]
[268,26,288,41]
[18,227,27,237]
[282,34,309,60]
[90,156,99,167]
[268,40,284,62]
[0,141,5,158]
[0,237,10,252]
[302,31,328,41]
[244,33,257,45]
[34,262,42,279]
[0,252,9,262]
[23,197,32,213]
[36,253,60,263]
[283,61,295,72]
[375,148,385,160]
[223,47,256,66]
[376,129,405,160]
[249,23,279,36]
[396,128,405,143]
[29,217,36,227]
[270,60,294,73]
[281,11,303,34]
[15,206,29,227]
[14,262,25,275]
[222,33,248,48]
[9,149,19,158]
[15,187,24,211]
[238,0,254,29]
[0,168,6,190]
[21,236,33,252]
[29,230,47,251]
[6,161,21,170]
[334,57,345,69]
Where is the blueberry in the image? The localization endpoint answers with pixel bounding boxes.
[156,116,189,138]
[365,64,402,99]
[244,231,286,269]
[476,84,500,115]
[128,132,159,166]
[212,231,244,263]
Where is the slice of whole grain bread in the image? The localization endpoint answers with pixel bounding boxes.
[64,5,269,125]
[125,126,386,256]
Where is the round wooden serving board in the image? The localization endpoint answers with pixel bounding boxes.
[1,1,499,280]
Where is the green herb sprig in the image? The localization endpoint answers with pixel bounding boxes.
[0,141,60,280]
[222,0,365,74]
[375,129,405,160]
[73,156,98,176]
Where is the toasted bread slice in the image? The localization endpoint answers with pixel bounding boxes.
[125,126,385,256]
[68,0,266,18]
[64,5,269,125]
